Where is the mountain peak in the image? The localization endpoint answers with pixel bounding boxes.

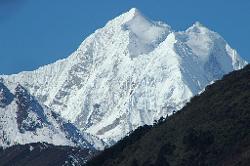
[186,21,210,33]
[99,7,171,57]
[122,7,145,21]
[193,21,204,27]
[127,8,141,17]
[113,7,147,25]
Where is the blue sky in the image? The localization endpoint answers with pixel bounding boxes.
[0,0,249,74]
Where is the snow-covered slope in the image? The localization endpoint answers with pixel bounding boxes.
[0,80,105,150]
[2,8,247,144]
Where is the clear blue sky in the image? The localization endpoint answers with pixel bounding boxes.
[0,0,249,74]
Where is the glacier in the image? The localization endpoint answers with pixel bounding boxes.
[1,8,247,145]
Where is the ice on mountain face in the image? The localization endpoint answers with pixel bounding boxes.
[175,22,247,82]
[1,8,247,145]
[121,8,171,57]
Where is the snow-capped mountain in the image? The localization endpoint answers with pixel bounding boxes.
[2,8,247,144]
[0,80,105,150]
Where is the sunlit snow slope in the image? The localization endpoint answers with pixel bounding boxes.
[2,8,247,144]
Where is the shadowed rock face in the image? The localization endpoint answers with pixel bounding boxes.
[0,81,14,108]
[15,84,48,133]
